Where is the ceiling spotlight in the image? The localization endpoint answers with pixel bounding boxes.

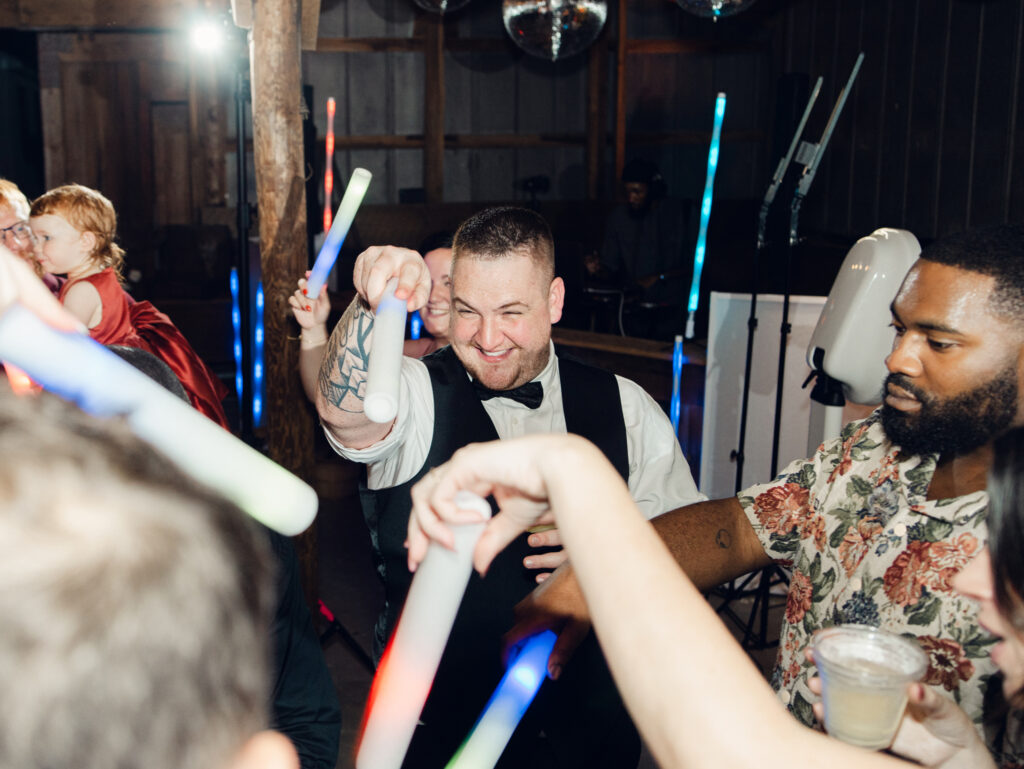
[190,18,227,54]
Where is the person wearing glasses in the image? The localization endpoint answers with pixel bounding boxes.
[0,179,60,294]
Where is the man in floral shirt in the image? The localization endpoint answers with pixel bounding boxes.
[516,224,1024,765]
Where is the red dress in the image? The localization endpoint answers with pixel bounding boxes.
[60,269,231,429]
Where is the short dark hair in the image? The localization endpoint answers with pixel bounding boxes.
[0,386,273,769]
[920,224,1024,322]
[419,230,454,255]
[453,206,555,282]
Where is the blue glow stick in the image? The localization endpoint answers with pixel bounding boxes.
[253,281,264,427]
[410,310,423,340]
[445,631,558,769]
[230,268,243,402]
[0,304,318,536]
[685,92,726,340]
[304,167,372,299]
[670,334,684,433]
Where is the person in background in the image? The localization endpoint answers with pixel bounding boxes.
[0,178,60,292]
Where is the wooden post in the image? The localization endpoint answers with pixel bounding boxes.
[250,0,319,608]
[423,13,445,203]
[586,27,608,200]
[613,0,628,194]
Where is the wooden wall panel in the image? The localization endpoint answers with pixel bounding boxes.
[773,0,1023,242]
[152,102,193,225]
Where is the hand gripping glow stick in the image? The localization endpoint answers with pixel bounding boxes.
[670,334,684,434]
[304,167,372,299]
[685,92,726,340]
[323,97,336,233]
[364,277,407,423]
[356,491,491,769]
[0,305,318,536]
[445,631,557,769]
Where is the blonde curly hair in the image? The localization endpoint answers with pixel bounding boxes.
[30,184,126,278]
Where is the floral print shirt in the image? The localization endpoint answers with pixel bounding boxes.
[738,411,1022,765]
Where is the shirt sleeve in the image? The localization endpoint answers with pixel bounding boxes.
[618,375,706,519]
[321,356,434,489]
[735,422,855,562]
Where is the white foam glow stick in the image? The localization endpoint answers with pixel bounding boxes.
[356,491,491,769]
[445,630,557,769]
[0,304,317,536]
[305,167,372,299]
[364,277,407,423]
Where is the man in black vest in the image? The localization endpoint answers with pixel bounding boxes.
[316,206,703,769]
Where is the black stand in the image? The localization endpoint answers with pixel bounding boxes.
[234,64,253,442]
[318,599,376,675]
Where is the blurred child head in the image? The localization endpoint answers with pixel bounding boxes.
[30,184,125,279]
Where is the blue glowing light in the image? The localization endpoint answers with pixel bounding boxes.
[410,310,423,340]
[253,281,265,427]
[670,336,684,434]
[686,92,726,335]
[230,268,243,403]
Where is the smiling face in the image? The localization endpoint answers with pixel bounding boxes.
[449,251,564,391]
[881,260,1024,457]
[421,247,453,340]
[29,213,96,279]
[953,548,1024,700]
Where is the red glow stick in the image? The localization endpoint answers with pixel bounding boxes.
[324,97,336,233]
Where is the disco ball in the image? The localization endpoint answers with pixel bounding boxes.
[502,0,607,62]
[674,0,757,21]
[411,0,472,14]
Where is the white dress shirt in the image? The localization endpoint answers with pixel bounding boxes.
[324,342,705,519]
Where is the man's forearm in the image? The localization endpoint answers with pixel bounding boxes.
[315,297,387,449]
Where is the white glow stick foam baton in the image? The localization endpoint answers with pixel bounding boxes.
[356,491,491,769]
[445,630,557,769]
[0,305,317,536]
[305,167,372,299]
[364,277,407,423]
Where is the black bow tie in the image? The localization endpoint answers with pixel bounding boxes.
[472,379,544,409]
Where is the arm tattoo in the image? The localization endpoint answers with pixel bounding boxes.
[715,528,731,550]
[318,298,374,412]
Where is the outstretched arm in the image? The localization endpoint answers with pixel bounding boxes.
[408,435,904,769]
[288,276,331,404]
[315,246,429,450]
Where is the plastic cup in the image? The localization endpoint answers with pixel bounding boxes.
[811,624,928,750]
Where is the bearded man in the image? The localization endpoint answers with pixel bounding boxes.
[516,224,1024,766]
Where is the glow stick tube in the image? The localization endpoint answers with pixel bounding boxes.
[323,97,336,233]
[0,305,318,536]
[305,167,372,298]
[356,491,491,769]
[364,278,407,423]
[670,334,683,434]
[410,310,423,340]
[686,92,726,340]
[445,631,557,769]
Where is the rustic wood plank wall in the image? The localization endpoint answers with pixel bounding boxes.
[770,0,1024,242]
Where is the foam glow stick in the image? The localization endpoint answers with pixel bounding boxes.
[305,167,372,299]
[323,97,336,233]
[410,310,423,340]
[364,278,407,423]
[356,491,491,769]
[445,631,557,769]
[685,92,726,340]
[0,304,318,536]
[670,334,684,434]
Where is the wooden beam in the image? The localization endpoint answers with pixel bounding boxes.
[315,35,519,54]
[586,25,608,200]
[613,0,627,190]
[423,14,444,203]
[623,38,767,55]
[249,0,318,607]
[300,0,319,51]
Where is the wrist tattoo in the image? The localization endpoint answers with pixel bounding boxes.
[318,299,373,411]
[715,528,731,550]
